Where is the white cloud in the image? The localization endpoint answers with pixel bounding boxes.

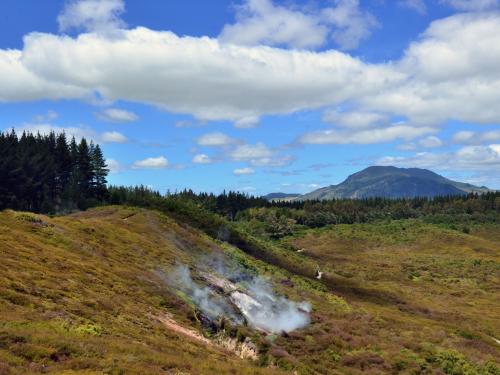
[58,0,126,32]
[419,135,442,148]
[399,0,427,14]
[230,142,273,161]
[322,109,388,129]
[97,108,138,122]
[377,144,500,172]
[106,158,124,173]
[219,0,328,49]
[2,12,500,143]
[219,0,377,50]
[453,130,500,144]
[196,132,236,147]
[192,154,213,164]
[321,0,379,50]
[440,0,500,11]
[132,156,169,169]
[234,116,260,129]
[229,142,292,167]
[0,26,398,124]
[234,167,255,175]
[299,124,436,144]
[100,130,128,143]
[0,49,87,102]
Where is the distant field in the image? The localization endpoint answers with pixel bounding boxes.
[0,207,498,374]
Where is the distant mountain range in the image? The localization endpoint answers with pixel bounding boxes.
[264,166,490,201]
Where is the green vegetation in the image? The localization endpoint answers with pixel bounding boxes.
[0,130,108,213]
[0,204,498,374]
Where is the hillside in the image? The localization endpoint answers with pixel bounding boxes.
[1,206,499,374]
[297,166,490,200]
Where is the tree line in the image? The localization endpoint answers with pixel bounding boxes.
[0,129,108,213]
[1,129,499,226]
[108,186,500,227]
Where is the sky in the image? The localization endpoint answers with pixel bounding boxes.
[1,0,500,195]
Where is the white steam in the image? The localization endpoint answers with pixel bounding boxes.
[161,264,243,324]
[162,259,311,333]
[230,277,311,333]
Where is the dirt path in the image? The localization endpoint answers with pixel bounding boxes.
[154,314,258,360]
[156,314,212,346]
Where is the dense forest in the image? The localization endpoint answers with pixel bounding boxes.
[0,129,108,213]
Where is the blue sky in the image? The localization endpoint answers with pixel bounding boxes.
[1,0,500,194]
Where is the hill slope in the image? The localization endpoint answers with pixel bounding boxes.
[299,166,490,200]
[1,207,499,374]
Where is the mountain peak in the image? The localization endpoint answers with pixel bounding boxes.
[296,166,490,200]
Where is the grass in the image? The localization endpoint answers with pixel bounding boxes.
[0,207,284,374]
[277,219,500,373]
[0,207,498,374]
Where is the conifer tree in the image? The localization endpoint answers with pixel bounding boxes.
[0,130,109,213]
[91,144,109,201]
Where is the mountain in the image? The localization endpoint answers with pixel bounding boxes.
[263,192,301,202]
[298,166,490,200]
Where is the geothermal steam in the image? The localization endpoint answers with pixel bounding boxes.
[162,259,311,333]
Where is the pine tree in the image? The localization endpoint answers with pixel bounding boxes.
[91,144,109,201]
[0,131,109,213]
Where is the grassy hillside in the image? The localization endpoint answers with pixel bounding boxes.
[0,207,499,374]
[0,207,286,375]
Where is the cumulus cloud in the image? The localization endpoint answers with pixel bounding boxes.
[0,49,87,102]
[100,130,128,143]
[299,124,437,144]
[219,0,328,49]
[233,167,255,175]
[196,132,236,147]
[321,0,379,50]
[192,154,213,164]
[97,107,138,122]
[371,12,500,126]
[219,0,377,50]
[2,11,500,145]
[132,156,169,169]
[58,0,126,32]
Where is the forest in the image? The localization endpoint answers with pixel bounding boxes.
[0,129,108,213]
